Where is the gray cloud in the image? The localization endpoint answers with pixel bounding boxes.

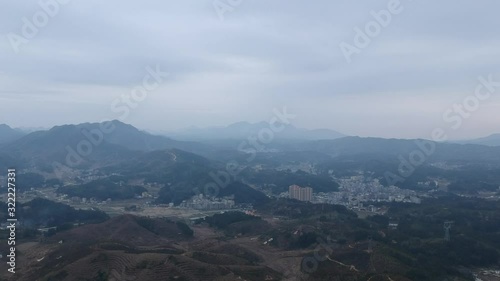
[1,0,499,139]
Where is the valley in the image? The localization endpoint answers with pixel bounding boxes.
[1,121,500,280]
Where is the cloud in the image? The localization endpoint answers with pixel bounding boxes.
[1,0,499,139]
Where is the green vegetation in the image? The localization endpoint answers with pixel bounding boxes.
[219,182,270,205]
[233,196,500,280]
[44,270,69,281]
[58,179,146,200]
[155,181,270,206]
[18,198,109,227]
[200,211,270,236]
[11,198,109,239]
[385,196,500,272]
[203,211,261,229]
[244,169,339,194]
[4,172,64,191]
[135,216,194,239]
[258,198,356,218]
[156,182,196,205]
[92,270,109,281]
[176,221,194,237]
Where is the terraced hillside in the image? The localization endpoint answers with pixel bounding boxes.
[1,196,498,281]
[0,215,281,281]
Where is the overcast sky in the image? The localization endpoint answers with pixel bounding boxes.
[1,0,499,139]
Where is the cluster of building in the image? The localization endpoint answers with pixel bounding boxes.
[318,176,421,205]
[179,194,236,210]
[282,176,422,213]
[473,269,500,280]
[288,185,313,201]
[69,196,112,205]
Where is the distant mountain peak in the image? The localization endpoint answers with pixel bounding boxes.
[0,123,25,144]
[169,121,345,141]
[0,120,211,169]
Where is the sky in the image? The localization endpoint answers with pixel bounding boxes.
[1,0,499,139]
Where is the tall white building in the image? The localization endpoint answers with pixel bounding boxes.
[289,185,312,202]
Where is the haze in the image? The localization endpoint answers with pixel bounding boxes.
[1,0,499,139]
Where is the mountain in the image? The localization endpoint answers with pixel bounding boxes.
[0,120,211,170]
[0,153,18,171]
[109,148,216,185]
[53,214,193,246]
[167,121,345,141]
[290,136,500,163]
[14,126,48,134]
[44,120,211,153]
[12,212,280,281]
[0,124,25,144]
[461,133,500,146]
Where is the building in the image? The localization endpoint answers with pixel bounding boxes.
[388,221,399,230]
[180,194,236,210]
[289,185,301,199]
[289,185,312,202]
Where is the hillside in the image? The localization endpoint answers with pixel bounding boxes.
[2,214,281,281]
[2,196,499,280]
[294,136,500,165]
[0,124,24,144]
[0,121,211,170]
[462,133,500,146]
[52,214,193,246]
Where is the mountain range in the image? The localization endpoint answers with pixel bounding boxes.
[0,121,211,170]
[164,121,346,141]
[459,133,500,146]
[1,120,500,206]
[0,124,25,144]
[2,121,500,171]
